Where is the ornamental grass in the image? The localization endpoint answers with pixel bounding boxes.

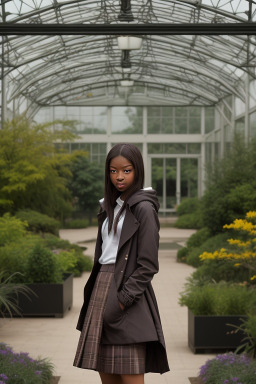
[0,343,54,384]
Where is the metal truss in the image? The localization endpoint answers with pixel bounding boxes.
[1,0,256,118]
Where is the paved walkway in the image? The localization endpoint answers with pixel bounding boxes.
[0,226,214,384]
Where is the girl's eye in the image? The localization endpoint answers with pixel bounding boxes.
[110,170,116,173]
[124,169,131,173]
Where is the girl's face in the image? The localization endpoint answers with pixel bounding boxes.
[109,155,135,199]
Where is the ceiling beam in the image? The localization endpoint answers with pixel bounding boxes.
[0,22,256,35]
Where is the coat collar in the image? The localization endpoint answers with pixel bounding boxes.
[97,205,140,256]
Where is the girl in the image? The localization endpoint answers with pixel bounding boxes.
[74,143,169,384]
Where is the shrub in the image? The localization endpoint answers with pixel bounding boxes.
[192,260,251,284]
[0,213,27,246]
[177,247,189,263]
[16,210,59,235]
[0,343,54,384]
[26,244,61,283]
[42,234,92,275]
[187,227,211,248]
[63,219,89,229]
[177,197,201,215]
[179,283,256,316]
[199,353,256,384]
[202,136,256,235]
[175,212,203,229]
[186,232,230,267]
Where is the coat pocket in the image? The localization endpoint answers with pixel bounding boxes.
[103,278,126,325]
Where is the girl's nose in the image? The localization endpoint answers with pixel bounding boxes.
[117,172,124,180]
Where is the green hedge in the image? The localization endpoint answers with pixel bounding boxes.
[16,209,60,235]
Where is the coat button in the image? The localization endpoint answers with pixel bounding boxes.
[125,255,128,260]
[121,270,123,273]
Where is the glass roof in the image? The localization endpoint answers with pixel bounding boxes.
[1,0,256,115]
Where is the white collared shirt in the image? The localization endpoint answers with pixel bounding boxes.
[99,197,126,265]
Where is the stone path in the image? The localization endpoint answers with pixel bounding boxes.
[0,226,214,384]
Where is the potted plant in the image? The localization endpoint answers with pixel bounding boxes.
[179,282,256,353]
[15,243,73,318]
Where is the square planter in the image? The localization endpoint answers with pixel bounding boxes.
[188,309,247,353]
[15,273,73,318]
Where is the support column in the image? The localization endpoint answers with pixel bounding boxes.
[200,107,206,196]
[176,157,181,207]
[245,74,250,145]
[163,158,166,213]
[1,2,7,128]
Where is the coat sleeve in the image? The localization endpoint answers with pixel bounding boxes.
[117,201,160,308]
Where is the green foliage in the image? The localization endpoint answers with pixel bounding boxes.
[41,233,92,275]
[199,352,256,384]
[26,244,61,283]
[177,197,201,215]
[0,117,75,220]
[186,232,230,267]
[179,283,256,316]
[202,136,256,235]
[177,247,189,263]
[193,260,251,284]
[63,219,89,229]
[0,272,34,317]
[175,198,203,229]
[0,213,28,246]
[68,152,104,221]
[0,343,54,384]
[16,210,59,235]
[175,212,203,229]
[231,315,256,358]
[187,227,211,248]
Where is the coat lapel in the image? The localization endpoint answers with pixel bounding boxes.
[117,208,140,253]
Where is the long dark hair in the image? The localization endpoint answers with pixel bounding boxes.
[104,143,144,233]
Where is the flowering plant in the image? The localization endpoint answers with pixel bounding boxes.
[199,211,256,285]
[0,343,54,384]
[199,352,256,384]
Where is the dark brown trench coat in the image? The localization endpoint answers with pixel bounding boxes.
[76,189,170,374]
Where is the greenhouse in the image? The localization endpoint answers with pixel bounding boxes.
[1,0,256,213]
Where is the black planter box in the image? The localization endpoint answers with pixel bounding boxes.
[15,273,73,318]
[188,309,247,353]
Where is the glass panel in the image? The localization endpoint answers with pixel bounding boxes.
[250,112,256,138]
[148,143,186,154]
[152,158,163,209]
[250,80,256,109]
[166,158,176,209]
[187,143,201,154]
[111,107,142,134]
[147,107,173,134]
[205,107,215,133]
[181,158,198,199]
[235,117,245,136]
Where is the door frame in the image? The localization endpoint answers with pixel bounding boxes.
[147,154,201,213]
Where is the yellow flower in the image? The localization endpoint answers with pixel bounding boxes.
[250,275,256,281]
[234,263,241,267]
[227,239,251,247]
[246,211,256,219]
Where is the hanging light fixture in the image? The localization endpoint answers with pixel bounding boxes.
[117,36,143,50]
[121,50,131,68]
[120,80,134,87]
[118,0,134,21]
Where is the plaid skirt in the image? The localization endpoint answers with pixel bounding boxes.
[73,264,146,374]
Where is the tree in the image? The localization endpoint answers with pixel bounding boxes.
[0,116,76,220]
[68,152,104,223]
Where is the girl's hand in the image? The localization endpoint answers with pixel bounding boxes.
[119,301,125,311]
